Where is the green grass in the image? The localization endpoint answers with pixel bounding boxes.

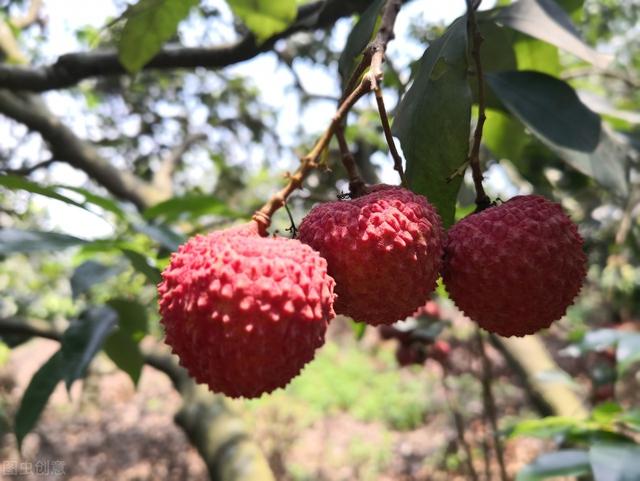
[243,339,432,431]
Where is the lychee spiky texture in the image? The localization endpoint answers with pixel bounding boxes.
[298,185,444,326]
[443,195,586,337]
[158,223,336,398]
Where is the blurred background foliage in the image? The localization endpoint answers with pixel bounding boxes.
[0,0,639,479]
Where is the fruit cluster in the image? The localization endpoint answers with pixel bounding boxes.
[158,185,587,398]
[379,301,451,368]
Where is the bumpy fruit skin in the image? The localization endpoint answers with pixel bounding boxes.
[443,195,586,337]
[158,224,336,398]
[298,185,444,326]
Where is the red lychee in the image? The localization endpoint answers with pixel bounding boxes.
[298,185,444,326]
[395,342,427,367]
[413,300,441,319]
[158,223,336,398]
[443,195,586,337]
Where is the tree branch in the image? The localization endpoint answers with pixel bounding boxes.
[152,133,207,196]
[0,0,376,92]
[466,0,491,211]
[0,90,166,209]
[10,0,44,29]
[0,158,57,176]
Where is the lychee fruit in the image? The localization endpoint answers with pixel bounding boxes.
[395,342,427,366]
[158,222,336,398]
[297,185,444,326]
[413,300,441,319]
[442,195,586,337]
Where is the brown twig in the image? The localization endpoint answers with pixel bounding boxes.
[562,66,640,90]
[476,330,510,481]
[466,0,491,211]
[252,79,371,232]
[335,125,365,196]
[374,88,407,186]
[441,368,480,481]
[0,158,57,176]
[253,0,404,232]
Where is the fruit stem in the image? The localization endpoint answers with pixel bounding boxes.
[335,125,366,197]
[374,86,407,187]
[253,0,404,233]
[466,0,491,212]
[253,80,371,234]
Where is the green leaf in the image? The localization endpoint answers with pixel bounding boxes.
[510,416,579,439]
[103,299,147,385]
[142,194,242,223]
[117,0,198,73]
[486,70,629,197]
[0,175,127,221]
[134,222,185,251]
[590,443,640,481]
[227,0,297,43]
[14,351,65,450]
[0,174,86,209]
[60,307,118,390]
[578,329,622,352]
[338,0,385,84]
[517,450,591,481]
[557,0,584,21]
[592,402,623,424]
[495,0,612,68]
[121,249,162,284]
[513,35,559,75]
[616,334,640,375]
[483,108,529,160]
[392,16,471,227]
[106,299,148,341]
[56,185,127,220]
[70,260,126,299]
[350,320,367,341]
[0,229,88,254]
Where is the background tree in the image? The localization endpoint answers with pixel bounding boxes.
[0,0,639,479]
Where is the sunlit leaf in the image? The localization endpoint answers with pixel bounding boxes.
[510,416,579,439]
[227,0,297,43]
[483,108,530,160]
[117,0,198,73]
[495,0,612,68]
[350,320,367,341]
